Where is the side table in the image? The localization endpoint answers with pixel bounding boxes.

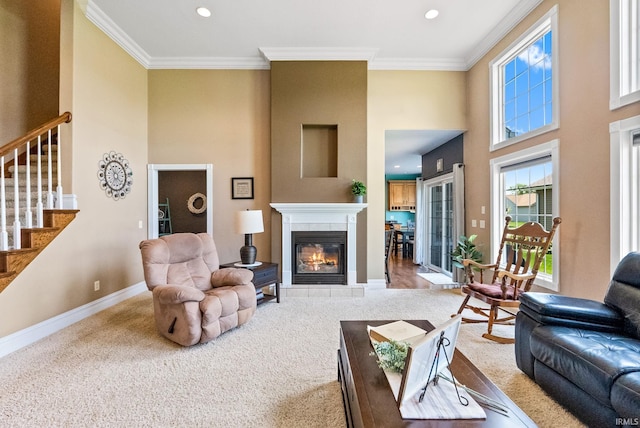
[220,261,280,305]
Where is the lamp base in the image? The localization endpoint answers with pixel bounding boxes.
[240,233,257,265]
[240,245,257,265]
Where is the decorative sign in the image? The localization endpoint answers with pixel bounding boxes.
[97,151,133,200]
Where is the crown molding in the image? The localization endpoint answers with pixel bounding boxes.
[259,47,379,62]
[464,0,543,69]
[147,57,270,70]
[259,48,469,71]
[368,58,467,71]
[86,1,151,68]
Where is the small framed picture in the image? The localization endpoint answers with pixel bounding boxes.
[231,177,254,199]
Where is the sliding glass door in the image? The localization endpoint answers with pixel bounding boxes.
[425,176,454,274]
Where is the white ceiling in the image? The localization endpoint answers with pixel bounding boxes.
[83,0,541,174]
[385,130,463,175]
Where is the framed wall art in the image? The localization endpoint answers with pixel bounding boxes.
[97,151,133,200]
[231,177,254,199]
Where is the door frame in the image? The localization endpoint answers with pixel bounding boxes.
[423,172,454,274]
[147,164,213,238]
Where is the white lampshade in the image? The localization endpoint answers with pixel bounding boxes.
[235,210,264,234]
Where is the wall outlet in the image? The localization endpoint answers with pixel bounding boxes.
[138,220,143,229]
[94,280,100,291]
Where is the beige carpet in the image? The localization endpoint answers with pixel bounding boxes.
[0,288,584,427]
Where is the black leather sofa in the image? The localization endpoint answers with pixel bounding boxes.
[515,252,640,427]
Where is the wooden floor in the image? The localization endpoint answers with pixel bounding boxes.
[386,252,435,289]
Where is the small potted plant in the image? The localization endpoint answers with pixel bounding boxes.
[351,179,366,203]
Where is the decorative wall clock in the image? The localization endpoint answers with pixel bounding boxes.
[97,151,133,200]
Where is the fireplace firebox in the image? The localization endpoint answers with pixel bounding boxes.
[292,231,347,284]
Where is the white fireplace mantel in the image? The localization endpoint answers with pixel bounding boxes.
[270,203,367,286]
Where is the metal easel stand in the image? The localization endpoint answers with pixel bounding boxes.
[418,331,469,406]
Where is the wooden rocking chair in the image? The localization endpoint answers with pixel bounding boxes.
[453,216,561,343]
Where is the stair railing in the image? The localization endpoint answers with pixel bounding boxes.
[0,112,72,250]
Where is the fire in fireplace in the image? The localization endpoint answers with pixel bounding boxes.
[292,231,346,284]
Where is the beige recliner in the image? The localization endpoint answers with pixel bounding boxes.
[139,233,256,346]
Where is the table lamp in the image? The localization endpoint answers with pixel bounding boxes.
[235,209,264,265]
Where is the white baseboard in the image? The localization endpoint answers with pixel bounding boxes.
[0,281,147,359]
[366,279,387,289]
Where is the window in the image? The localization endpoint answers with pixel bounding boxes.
[611,0,640,109]
[490,140,560,290]
[610,115,640,274]
[490,6,559,151]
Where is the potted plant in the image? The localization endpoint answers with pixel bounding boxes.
[451,234,483,283]
[351,179,366,203]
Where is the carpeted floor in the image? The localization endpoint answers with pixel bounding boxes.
[0,288,584,427]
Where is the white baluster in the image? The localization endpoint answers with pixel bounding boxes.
[13,148,21,249]
[56,124,63,208]
[0,156,7,250]
[46,129,54,209]
[24,141,32,228]
[36,135,43,228]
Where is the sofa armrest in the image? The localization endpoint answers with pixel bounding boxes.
[211,268,254,287]
[519,292,624,332]
[152,284,206,305]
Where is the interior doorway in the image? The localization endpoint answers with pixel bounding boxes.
[147,164,213,238]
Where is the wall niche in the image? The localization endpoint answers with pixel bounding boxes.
[301,124,338,178]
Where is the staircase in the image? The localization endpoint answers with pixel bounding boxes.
[0,112,78,294]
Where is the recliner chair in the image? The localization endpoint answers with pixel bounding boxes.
[139,233,256,346]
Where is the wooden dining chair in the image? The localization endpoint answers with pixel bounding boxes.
[384,229,393,283]
[453,216,561,343]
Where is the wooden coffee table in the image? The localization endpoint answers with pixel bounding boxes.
[338,320,536,427]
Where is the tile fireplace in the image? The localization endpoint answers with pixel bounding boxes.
[292,231,346,284]
[270,203,367,288]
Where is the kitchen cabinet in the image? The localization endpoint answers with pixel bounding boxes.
[388,180,416,211]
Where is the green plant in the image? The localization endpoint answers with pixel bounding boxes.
[451,234,483,270]
[370,339,408,373]
[351,179,367,196]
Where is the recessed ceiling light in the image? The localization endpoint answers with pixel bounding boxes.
[196,7,211,18]
[425,9,439,20]
[394,165,400,168]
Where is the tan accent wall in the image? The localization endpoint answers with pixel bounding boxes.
[270,61,368,281]
[367,71,467,280]
[270,61,367,202]
[147,69,272,264]
[0,0,148,337]
[465,0,640,300]
[0,0,60,144]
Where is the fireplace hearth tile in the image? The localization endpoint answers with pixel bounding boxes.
[285,288,310,298]
[330,287,357,297]
[280,284,365,298]
[309,288,332,298]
